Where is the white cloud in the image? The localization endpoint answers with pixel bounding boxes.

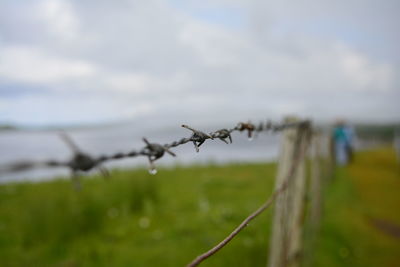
[0,93,156,126]
[339,46,394,91]
[102,73,152,94]
[0,0,398,125]
[101,71,188,94]
[0,45,95,84]
[38,0,80,41]
[179,21,247,67]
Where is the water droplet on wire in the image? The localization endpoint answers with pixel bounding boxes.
[149,168,157,175]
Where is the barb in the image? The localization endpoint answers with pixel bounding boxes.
[0,119,310,178]
[186,121,311,267]
[181,124,214,152]
[237,121,255,139]
[59,132,110,189]
[59,132,81,153]
[142,138,176,174]
[212,129,232,144]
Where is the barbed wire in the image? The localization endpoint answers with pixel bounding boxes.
[0,119,310,183]
[186,120,312,267]
[0,120,309,176]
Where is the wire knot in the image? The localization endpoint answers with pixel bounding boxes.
[143,138,176,174]
[237,122,255,138]
[68,153,98,172]
[182,124,213,152]
[214,129,232,144]
[143,138,176,161]
[59,132,99,173]
[60,132,109,190]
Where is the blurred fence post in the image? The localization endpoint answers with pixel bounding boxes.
[302,131,323,267]
[309,132,322,230]
[321,132,335,182]
[268,117,309,267]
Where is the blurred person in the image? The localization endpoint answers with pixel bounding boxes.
[332,120,355,166]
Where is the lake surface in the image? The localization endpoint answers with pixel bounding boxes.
[0,123,281,183]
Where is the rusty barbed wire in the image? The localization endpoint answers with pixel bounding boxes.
[0,119,310,181]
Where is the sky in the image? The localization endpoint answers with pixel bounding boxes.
[0,0,399,127]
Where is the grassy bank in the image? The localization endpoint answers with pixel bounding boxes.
[0,163,276,267]
[0,147,399,266]
[314,147,400,267]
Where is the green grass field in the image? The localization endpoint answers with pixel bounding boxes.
[0,148,399,266]
[314,147,400,267]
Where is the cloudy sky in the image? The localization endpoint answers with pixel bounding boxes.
[0,0,399,127]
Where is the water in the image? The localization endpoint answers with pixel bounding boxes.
[0,123,281,183]
[148,168,158,175]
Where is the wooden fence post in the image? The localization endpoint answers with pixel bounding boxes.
[309,132,322,230]
[268,117,309,267]
[302,131,323,267]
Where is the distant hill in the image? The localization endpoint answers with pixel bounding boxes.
[0,125,17,131]
[355,123,400,141]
